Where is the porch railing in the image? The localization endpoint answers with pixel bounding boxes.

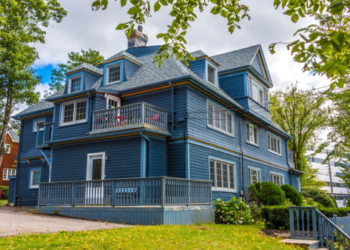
[92,102,168,133]
[38,177,212,207]
[289,206,350,249]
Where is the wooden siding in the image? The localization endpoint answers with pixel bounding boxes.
[188,59,206,80]
[219,73,246,99]
[212,192,238,201]
[247,98,271,121]
[8,177,15,204]
[93,94,106,111]
[251,54,265,78]
[149,138,167,177]
[124,60,140,81]
[167,143,185,178]
[84,71,101,89]
[51,137,141,182]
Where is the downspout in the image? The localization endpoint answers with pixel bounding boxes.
[238,115,244,199]
[169,81,174,134]
[140,132,151,177]
[184,115,188,179]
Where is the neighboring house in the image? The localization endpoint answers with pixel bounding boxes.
[0,130,19,187]
[8,26,301,224]
[307,144,350,207]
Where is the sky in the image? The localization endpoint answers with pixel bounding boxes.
[28,0,331,113]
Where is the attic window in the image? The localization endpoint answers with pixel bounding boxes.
[70,77,81,93]
[108,65,121,84]
[207,65,216,85]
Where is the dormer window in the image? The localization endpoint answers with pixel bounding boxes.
[69,76,81,94]
[107,64,121,85]
[207,65,216,85]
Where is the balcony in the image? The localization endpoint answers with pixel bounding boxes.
[91,102,168,135]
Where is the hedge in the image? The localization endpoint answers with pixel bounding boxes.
[0,186,9,200]
[281,184,302,206]
[261,206,350,230]
[300,187,335,208]
[347,198,350,208]
[247,182,285,206]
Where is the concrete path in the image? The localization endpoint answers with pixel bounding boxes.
[0,206,132,237]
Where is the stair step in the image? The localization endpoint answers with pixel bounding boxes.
[279,239,319,250]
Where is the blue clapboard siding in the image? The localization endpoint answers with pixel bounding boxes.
[219,73,246,99]
[251,54,265,78]
[84,71,101,89]
[124,60,140,80]
[247,98,271,121]
[93,94,106,111]
[8,177,16,204]
[51,137,141,182]
[149,138,167,177]
[212,192,238,201]
[15,160,49,206]
[188,59,206,80]
[19,115,53,159]
[290,174,300,191]
[167,143,185,178]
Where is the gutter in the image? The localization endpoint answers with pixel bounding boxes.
[140,132,151,177]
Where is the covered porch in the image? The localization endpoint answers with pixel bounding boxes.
[36,177,215,225]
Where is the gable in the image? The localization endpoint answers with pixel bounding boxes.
[251,53,266,79]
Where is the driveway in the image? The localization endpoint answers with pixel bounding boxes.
[0,206,132,237]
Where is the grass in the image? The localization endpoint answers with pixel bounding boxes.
[0,223,302,250]
[0,199,7,205]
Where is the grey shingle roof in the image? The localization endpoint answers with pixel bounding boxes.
[8,129,19,142]
[66,63,103,75]
[211,45,260,72]
[102,51,143,65]
[190,50,208,58]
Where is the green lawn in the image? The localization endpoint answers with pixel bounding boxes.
[0,199,7,205]
[0,224,302,250]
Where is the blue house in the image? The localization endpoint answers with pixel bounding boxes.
[9,26,301,224]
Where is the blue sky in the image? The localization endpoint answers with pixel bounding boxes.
[35,64,54,85]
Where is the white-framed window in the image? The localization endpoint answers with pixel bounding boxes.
[207,65,216,85]
[30,169,41,188]
[86,152,106,181]
[259,89,264,106]
[68,76,82,94]
[268,134,281,155]
[246,122,258,145]
[106,95,121,109]
[4,144,11,154]
[3,168,16,180]
[210,159,236,191]
[208,103,233,135]
[270,173,284,186]
[107,64,121,85]
[252,84,258,102]
[61,99,87,126]
[33,119,45,132]
[249,167,261,185]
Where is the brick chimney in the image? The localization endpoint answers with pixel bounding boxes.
[128,25,148,48]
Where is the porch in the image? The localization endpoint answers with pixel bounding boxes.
[35,177,215,225]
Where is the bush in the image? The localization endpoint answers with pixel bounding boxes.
[301,197,324,209]
[281,184,302,206]
[248,181,286,206]
[213,197,254,225]
[300,187,335,208]
[330,196,338,208]
[347,198,350,207]
[0,186,8,200]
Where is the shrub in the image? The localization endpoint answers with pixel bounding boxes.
[213,197,254,225]
[300,187,335,208]
[281,184,302,206]
[0,186,8,200]
[330,196,338,208]
[248,181,285,206]
[347,198,350,208]
[301,197,324,209]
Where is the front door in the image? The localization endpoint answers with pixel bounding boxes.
[86,155,104,204]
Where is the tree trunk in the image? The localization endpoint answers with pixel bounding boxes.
[0,91,13,166]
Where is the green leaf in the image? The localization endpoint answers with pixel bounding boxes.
[282,0,288,8]
[329,3,345,15]
[160,0,168,6]
[121,0,127,7]
[329,1,343,9]
[101,0,109,10]
[210,6,221,15]
[180,31,187,36]
[274,0,281,9]
[297,8,305,18]
[154,1,161,12]
[300,34,308,42]
[116,23,128,30]
[291,14,299,23]
[170,10,177,16]
[127,7,141,15]
[156,33,164,38]
[269,43,276,54]
[308,33,319,42]
[229,25,235,34]
[313,4,319,12]
[92,0,101,10]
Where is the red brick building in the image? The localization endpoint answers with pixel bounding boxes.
[0,130,19,186]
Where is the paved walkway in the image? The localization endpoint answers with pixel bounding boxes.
[0,206,132,237]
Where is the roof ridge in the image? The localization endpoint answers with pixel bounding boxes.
[211,44,260,58]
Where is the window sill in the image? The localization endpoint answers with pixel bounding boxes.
[59,120,88,128]
[246,141,259,148]
[268,150,282,156]
[29,186,39,189]
[212,188,237,193]
[207,125,234,137]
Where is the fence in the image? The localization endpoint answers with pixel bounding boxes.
[38,177,212,207]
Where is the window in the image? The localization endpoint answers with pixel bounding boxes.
[296,178,301,192]
[252,84,258,102]
[33,119,45,132]
[207,65,216,85]
[246,122,258,145]
[3,168,16,180]
[108,65,121,84]
[208,103,233,135]
[270,173,284,186]
[61,99,87,126]
[249,168,260,185]
[30,169,41,188]
[106,95,121,109]
[70,77,81,93]
[259,89,264,106]
[86,152,105,181]
[210,159,236,190]
[4,144,10,154]
[268,134,281,155]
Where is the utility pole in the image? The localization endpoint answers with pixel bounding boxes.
[327,150,334,197]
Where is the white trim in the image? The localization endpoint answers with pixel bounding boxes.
[68,75,82,94]
[3,168,16,180]
[209,157,236,191]
[270,172,284,186]
[246,122,259,146]
[206,60,218,87]
[86,152,106,181]
[207,102,234,136]
[248,166,261,185]
[30,169,40,188]
[61,98,87,126]
[34,119,45,132]
[4,143,11,154]
[268,133,282,156]
[106,95,121,109]
[107,64,121,85]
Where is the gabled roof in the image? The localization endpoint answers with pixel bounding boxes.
[190,50,220,67]
[7,129,19,142]
[102,51,143,65]
[66,63,103,76]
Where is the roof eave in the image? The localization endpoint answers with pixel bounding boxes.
[45,88,98,102]
[12,107,54,120]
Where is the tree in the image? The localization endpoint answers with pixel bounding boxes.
[269,84,330,174]
[0,0,67,164]
[49,49,105,93]
[91,0,350,87]
[301,164,327,189]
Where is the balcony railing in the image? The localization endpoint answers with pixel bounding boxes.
[91,102,168,134]
[288,149,295,168]
[38,177,212,207]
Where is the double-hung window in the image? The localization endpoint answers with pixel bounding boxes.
[270,173,284,186]
[208,103,233,135]
[249,168,260,185]
[268,134,281,155]
[246,122,258,145]
[106,95,121,109]
[210,159,236,190]
[30,169,41,188]
[69,76,81,93]
[61,99,87,126]
[3,168,16,180]
[107,65,121,84]
[33,119,45,132]
[252,84,258,102]
[4,144,11,154]
[207,65,216,85]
